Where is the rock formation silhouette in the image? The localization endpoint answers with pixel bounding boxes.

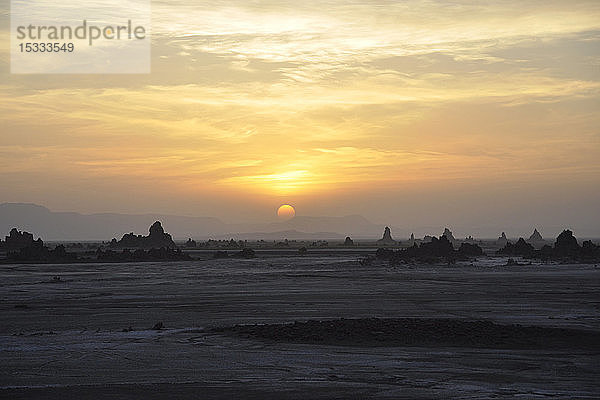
[497,232,508,247]
[442,228,456,244]
[376,227,397,246]
[497,238,535,256]
[553,229,580,256]
[527,229,545,247]
[110,221,176,249]
[407,233,416,246]
[497,229,599,262]
[375,233,484,264]
[3,228,77,262]
[344,236,355,246]
[458,242,484,256]
[4,228,43,251]
[581,240,600,260]
[419,235,455,257]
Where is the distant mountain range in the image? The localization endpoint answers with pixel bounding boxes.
[0,203,389,241]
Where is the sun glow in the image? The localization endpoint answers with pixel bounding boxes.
[277,204,296,220]
[220,170,313,194]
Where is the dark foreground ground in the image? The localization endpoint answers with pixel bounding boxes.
[215,318,600,350]
[1,255,599,399]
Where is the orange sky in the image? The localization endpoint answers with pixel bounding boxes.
[1,1,599,235]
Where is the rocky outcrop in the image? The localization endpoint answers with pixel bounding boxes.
[3,228,77,262]
[581,240,600,260]
[553,229,580,256]
[407,233,416,246]
[528,229,543,242]
[527,229,545,247]
[442,228,456,244]
[458,242,484,256]
[497,232,508,247]
[344,236,355,246]
[4,228,43,251]
[110,221,176,249]
[498,229,599,262]
[376,227,397,246]
[375,234,484,264]
[418,235,455,257]
[497,238,535,256]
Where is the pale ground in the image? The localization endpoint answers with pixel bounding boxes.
[1,254,599,399]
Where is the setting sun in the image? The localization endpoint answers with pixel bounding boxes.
[277,204,296,220]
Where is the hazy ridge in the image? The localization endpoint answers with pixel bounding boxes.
[0,203,386,240]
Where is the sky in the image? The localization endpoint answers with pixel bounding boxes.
[1,0,599,236]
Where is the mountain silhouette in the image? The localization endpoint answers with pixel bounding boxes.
[0,203,390,240]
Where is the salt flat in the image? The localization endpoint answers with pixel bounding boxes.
[1,254,599,399]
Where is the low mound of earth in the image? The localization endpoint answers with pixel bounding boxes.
[211,318,600,350]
